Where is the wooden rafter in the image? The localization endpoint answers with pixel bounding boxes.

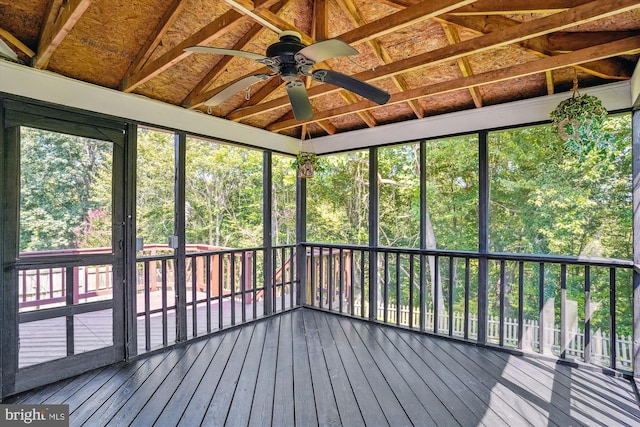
[121,0,281,92]
[441,23,483,107]
[227,0,640,122]
[125,0,187,77]
[380,0,592,13]
[34,0,92,69]
[181,0,292,106]
[191,0,477,111]
[335,0,424,119]
[339,0,477,46]
[439,14,633,80]
[449,0,592,15]
[0,27,35,58]
[266,35,640,132]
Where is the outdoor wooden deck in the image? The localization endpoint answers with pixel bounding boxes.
[7,308,640,426]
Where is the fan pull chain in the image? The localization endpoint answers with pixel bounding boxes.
[245,86,251,100]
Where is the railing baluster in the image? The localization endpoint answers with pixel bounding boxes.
[206,255,211,333]
[290,246,295,309]
[383,251,389,323]
[162,259,168,346]
[560,264,567,359]
[241,251,247,323]
[231,252,236,325]
[518,261,524,350]
[610,267,616,370]
[252,250,257,320]
[584,265,591,364]
[420,254,426,332]
[328,248,334,311]
[218,253,223,329]
[434,255,439,334]
[339,248,345,314]
[349,250,355,316]
[499,259,506,346]
[449,256,454,337]
[144,260,151,351]
[396,253,401,326]
[319,248,324,309]
[191,256,197,337]
[360,250,366,318]
[538,262,545,354]
[464,257,470,340]
[409,254,415,329]
[281,246,286,312]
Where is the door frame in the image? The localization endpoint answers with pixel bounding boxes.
[1,98,132,397]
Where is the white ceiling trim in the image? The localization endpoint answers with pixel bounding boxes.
[0,60,300,153]
[305,81,632,154]
[1,60,633,156]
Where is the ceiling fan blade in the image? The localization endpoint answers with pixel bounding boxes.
[184,46,272,65]
[204,74,272,106]
[296,39,358,64]
[312,69,390,105]
[285,81,313,120]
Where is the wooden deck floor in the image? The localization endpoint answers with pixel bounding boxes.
[7,308,640,426]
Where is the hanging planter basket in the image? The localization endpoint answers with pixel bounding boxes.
[550,79,608,153]
[291,152,322,178]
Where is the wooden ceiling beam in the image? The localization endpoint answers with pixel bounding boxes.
[546,70,555,94]
[121,8,243,92]
[542,31,640,52]
[34,0,92,69]
[340,90,378,127]
[441,23,483,108]
[380,0,592,14]
[335,0,424,119]
[0,27,35,58]
[125,0,187,76]
[314,0,330,40]
[228,0,640,121]
[266,35,640,132]
[182,0,290,106]
[449,0,592,15]
[339,0,477,46]
[441,14,634,80]
[121,0,281,93]
[192,0,477,110]
[316,120,338,135]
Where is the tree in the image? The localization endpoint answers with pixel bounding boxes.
[19,127,111,251]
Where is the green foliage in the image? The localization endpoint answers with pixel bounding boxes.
[19,127,111,251]
[550,93,609,155]
[74,208,112,248]
[136,128,175,245]
[291,152,324,173]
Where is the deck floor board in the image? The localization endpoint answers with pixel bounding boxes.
[6,308,640,427]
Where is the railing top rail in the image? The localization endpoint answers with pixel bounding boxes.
[301,242,633,268]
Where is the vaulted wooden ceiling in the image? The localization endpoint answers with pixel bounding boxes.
[1,0,640,140]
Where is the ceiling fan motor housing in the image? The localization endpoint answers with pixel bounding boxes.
[267,31,305,81]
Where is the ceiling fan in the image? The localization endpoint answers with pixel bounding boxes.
[185,31,391,120]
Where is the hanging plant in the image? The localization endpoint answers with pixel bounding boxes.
[550,77,608,154]
[291,152,322,178]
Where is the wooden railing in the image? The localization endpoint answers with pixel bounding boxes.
[354,302,634,370]
[18,248,114,310]
[135,244,300,352]
[303,243,634,373]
